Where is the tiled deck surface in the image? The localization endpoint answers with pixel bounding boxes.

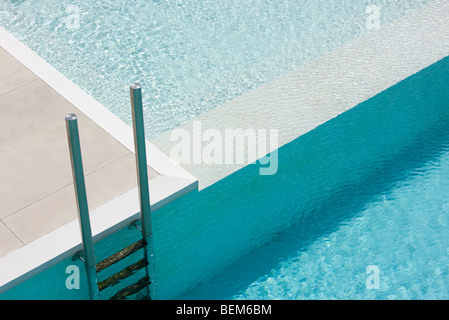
[0,46,158,258]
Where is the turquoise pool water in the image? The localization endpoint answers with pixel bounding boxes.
[178,57,449,300]
[2,55,449,300]
[183,127,449,300]
[0,0,435,139]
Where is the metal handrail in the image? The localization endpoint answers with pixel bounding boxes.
[130,83,156,299]
[65,113,100,300]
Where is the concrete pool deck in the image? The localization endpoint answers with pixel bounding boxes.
[0,46,159,257]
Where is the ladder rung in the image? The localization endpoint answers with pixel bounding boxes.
[109,276,151,300]
[98,259,148,291]
[96,239,146,273]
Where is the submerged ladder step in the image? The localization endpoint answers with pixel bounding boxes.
[98,258,149,291]
[109,276,151,300]
[96,239,146,273]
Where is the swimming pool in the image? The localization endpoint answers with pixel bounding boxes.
[178,55,449,300]
[184,116,449,300]
[2,52,449,300]
[0,0,435,139]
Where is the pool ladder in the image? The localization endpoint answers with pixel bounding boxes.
[66,83,154,300]
[92,235,151,300]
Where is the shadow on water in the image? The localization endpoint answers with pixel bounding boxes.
[178,55,449,299]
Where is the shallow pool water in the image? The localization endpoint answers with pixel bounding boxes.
[0,0,435,139]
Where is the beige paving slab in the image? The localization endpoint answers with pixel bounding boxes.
[3,154,157,245]
[2,183,77,245]
[0,46,160,257]
[0,222,22,257]
[84,153,157,211]
[0,79,132,218]
[0,47,37,96]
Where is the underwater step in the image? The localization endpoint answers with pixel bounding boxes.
[109,276,151,300]
[96,239,147,273]
[97,258,149,291]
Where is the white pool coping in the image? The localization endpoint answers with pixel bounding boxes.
[1,0,449,295]
[0,26,198,293]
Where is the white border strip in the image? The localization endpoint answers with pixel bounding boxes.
[0,27,198,293]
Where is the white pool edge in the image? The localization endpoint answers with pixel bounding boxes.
[0,26,198,293]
